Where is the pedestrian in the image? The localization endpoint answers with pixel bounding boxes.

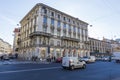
[53,56,56,61]
[0,56,4,61]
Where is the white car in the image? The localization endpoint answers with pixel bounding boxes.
[62,57,86,70]
[80,56,96,63]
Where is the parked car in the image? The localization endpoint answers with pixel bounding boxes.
[62,57,86,70]
[79,57,89,63]
[112,52,120,63]
[102,56,109,61]
[56,57,62,63]
[79,56,96,63]
[3,55,10,60]
[96,57,102,61]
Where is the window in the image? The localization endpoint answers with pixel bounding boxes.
[63,32,66,36]
[63,17,66,21]
[39,37,41,44]
[43,38,46,45]
[43,27,47,32]
[50,40,54,45]
[57,21,61,27]
[43,16,47,23]
[69,19,70,22]
[51,18,54,25]
[73,21,75,24]
[78,28,80,33]
[44,9,47,14]
[57,31,60,36]
[73,26,76,32]
[51,12,54,17]
[63,23,66,28]
[57,41,60,46]
[58,14,60,19]
[68,25,71,30]
[34,38,37,45]
[42,7,47,14]
[51,28,54,34]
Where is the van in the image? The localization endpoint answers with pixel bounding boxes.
[89,56,96,62]
[62,57,86,70]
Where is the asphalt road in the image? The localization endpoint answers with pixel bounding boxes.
[0,61,120,80]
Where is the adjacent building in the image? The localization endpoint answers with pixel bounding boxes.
[17,3,89,60]
[89,37,112,57]
[111,40,120,52]
[0,38,12,54]
[13,28,20,55]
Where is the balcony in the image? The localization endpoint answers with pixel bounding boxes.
[63,28,66,32]
[17,38,21,44]
[84,41,89,45]
[29,31,52,38]
[73,31,76,35]
[50,24,55,29]
[57,27,61,31]
[57,44,60,46]
[68,46,71,48]
[43,23,48,28]
[61,36,80,42]
[78,33,80,36]
[68,29,72,34]
[61,45,66,48]
[50,43,54,46]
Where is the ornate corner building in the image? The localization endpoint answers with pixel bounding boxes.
[17,3,89,60]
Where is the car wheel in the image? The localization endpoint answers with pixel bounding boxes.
[70,65,74,70]
[62,67,66,69]
[82,64,86,69]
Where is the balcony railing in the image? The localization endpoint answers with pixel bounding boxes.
[78,33,80,36]
[43,23,48,28]
[17,38,21,44]
[61,36,80,42]
[63,28,66,32]
[68,29,72,34]
[50,24,55,29]
[84,41,89,44]
[50,43,54,46]
[57,27,61,31]
[29,31,52,38]
[73,31,76,35]
[57,44,60,46]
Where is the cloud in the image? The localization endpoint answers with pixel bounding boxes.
[0,14,17,25]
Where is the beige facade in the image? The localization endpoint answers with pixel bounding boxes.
[18,3,89,60]
[0,38,12,54]
[89,37,112,57]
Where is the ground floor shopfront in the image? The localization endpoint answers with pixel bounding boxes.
[18,47,90,61]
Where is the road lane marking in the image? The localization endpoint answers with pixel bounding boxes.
[0,66,61,74]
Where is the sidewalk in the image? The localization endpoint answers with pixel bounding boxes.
[0,59,50,65]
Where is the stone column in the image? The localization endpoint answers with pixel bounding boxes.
[46,47,48,58]
[38,7,43,32]
[47,18,51,33]
[54,20,57,35]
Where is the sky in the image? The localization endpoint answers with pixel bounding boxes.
[0,0,120,46]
